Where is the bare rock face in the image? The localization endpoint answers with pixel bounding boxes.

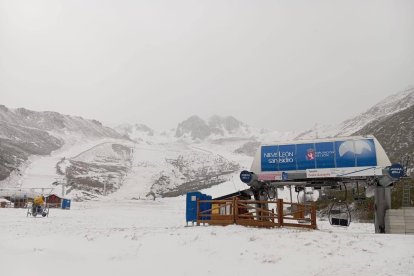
[208,115,246,134]
[114,123,154,143]
[175,115,212,140]
[0,122,63,180]
[0,105,126,181]
[0,106,123,139]
[148,151,240,198]
[354,105,414,170]
[234,141,261,157]
[61,143,133,200]
[175,115,249,140]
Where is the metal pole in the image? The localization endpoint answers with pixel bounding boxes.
[374,186,392,233]
[289,185,293,203]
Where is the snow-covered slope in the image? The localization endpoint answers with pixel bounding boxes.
[111,142,242,200]
[0,105,135,201]
[114,123,155,143]
[355,104,414,171]
[0,105,127,181]
[60,141,134,200]
[0,105,123,139]
[296,86,414,139]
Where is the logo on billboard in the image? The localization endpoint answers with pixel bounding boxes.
[306,149,315,160]
[339,140,372,157]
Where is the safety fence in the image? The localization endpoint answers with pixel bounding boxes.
[197,198,317,229]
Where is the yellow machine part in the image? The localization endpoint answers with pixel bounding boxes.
[33,196,44,206]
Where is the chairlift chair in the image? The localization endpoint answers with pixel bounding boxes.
[328,183,351,227]
[328,200,351,227]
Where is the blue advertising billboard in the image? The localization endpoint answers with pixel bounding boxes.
[261,139,377,172]
[296,143,316,170]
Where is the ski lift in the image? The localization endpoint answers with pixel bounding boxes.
[328,183,351,227]
[328,200,351,226]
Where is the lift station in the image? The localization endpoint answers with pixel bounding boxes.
[186,135,407,233]
[241,135,405,233]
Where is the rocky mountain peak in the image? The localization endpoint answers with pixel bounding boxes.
[175,115,250,140]
[175,115,211,140]
[208,115,247,134]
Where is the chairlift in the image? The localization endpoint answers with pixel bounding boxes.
[328,200,351,226]
[328,183,351,227]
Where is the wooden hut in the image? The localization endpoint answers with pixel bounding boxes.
[45,194,63,208]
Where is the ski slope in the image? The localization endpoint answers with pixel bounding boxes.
[0,197,413,276]
[0,137,131,196]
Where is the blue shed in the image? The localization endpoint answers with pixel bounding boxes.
[61,199,71,210]
[186,192,202,223]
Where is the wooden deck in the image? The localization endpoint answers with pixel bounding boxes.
[197,198,317,230]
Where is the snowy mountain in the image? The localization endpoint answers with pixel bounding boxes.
[58,142,134,200]
[114,123,155,143]
[296,86,414,139]
[0,105,123,139]
[0,120,63,181]
[2,85,413,201]
[355,105,414,171]
[175,115,251,140]
[0,105,126,181]
[0,105,134,201]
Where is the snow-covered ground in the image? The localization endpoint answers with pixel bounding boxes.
[1,197,413,276]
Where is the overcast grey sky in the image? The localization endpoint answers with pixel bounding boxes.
[1,0,413,131]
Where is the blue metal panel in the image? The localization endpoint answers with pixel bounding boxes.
[355,139,377,166]
[186,192,202,222]
[277,144,297,171]
[296,143,316,170]
[315,142,335,169]
[261,138,379,172]
[200,194,212,221]
[61,199,71,209]
[335,141,356,168]
[261,145,279,171]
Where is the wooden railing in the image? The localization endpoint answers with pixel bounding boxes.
[197,198,317,229]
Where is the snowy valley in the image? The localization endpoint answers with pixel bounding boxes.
[1,88,414,276]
